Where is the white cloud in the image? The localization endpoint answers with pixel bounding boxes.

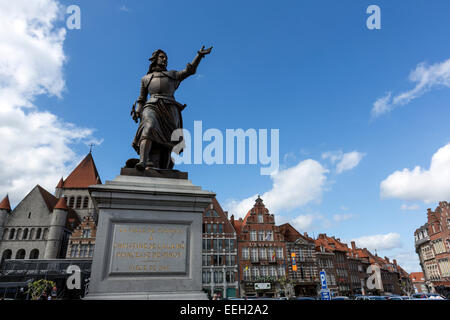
[119,6,131,12]
[391,251,421,273]
[332,213,354,222]
[380,143,450,202]
[224,159,329,218]
[371,58,450,117]
[322,150,366,174]
[351,233,402,251]
[292,214,315,230]
[0,0,98,205]
[400,204,420,211]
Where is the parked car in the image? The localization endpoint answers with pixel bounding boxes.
[412,293,446,300]
[332,296,350,300]
[386,296,403,300]
[290,296,316,300]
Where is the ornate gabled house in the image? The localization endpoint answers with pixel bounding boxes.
[278,223,319,296]
[231,196,287,298]
[201,198,238,299]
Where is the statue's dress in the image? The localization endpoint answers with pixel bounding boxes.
[132,64,195,169]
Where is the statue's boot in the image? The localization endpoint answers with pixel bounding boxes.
[136,139,153,171]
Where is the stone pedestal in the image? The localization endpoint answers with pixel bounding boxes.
[84,172,214,300]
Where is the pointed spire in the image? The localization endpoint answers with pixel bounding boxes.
[62,153,102,188]
[56,177,64,188]
[0,195,11,212]
[54,197,68,211]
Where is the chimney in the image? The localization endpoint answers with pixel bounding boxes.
[230,214,234,224]
[224,211,228,218]
[351,241,356,250]
[303,232,308,238]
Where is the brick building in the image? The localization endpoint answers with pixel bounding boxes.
[231,196,287,298]
[315,242,338,296]
[278,223,319,296]
[201,198,238,299]
[415,202,450,296]
[410,272,428,293]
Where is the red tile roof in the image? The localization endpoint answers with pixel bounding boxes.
[60,153,101,189]
[0,195,11,211]
[36,185,59,212]
[54,197,69,211]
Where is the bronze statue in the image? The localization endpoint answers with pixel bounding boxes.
[131,46,212,170]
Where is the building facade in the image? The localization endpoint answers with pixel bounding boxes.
[415,202,450,296]
[202,198,239,299]
[231,197,287,298]
[278,223,319,296]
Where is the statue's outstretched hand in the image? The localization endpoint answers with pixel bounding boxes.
[198,46,213,56]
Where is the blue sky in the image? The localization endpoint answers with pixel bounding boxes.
[2,0,450,272]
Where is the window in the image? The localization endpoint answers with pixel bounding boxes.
[250,230,257,241]
[76,196,82,209]
[212,224,217,233]
[258,231,264,241]
[2,249,12,261]
[36,228,42,239]
[88,244,94,257]
[218,224,223,233]
[276,247,284,260]
[206,239,211,250]
[68,197,75,208]
[218,239,223,251]
[258,214,264,223]
[251,248,258,262]
[242,247,249,260]
[29,249,39,259]
[203,271,211,284]
[79,244,88,257]
[202,239,207,250]
[82,229,91,238]
[206,224,211,233]
[83,196,89,209]
[214,271,223,283]
[43,228,49,240]
[9,228,15,240]
[259,248,267,260]
[226,270,235,283]
[261,266,268,277]
[251,267,259,279]
[265,231,273,241]
[213,239,219,251]
[15,249,26,259]
[269,248,276,261]
[230,239,235,251]
[2,229,8,240]
[243,267,251,281]
[277,266,286,278]
[23,228,29,240]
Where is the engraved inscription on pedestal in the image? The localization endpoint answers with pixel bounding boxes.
[109,223,189,276]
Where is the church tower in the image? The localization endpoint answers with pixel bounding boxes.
[0,195,11,240]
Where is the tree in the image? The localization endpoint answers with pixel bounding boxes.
[278,277,295,299]
[27,279,55,300]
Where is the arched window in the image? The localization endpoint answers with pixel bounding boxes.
[23,228,29,240]
[8,228,15,240]
[83,196,89,209]
[36,228,42,240]
[30,228,35,240]
[1,249,12,262]
[2,228,8,240]
[76,196,82,209]
[16,228,22,240]
[29,249,39,259]
[68,197,75,208]
[15,249,26,259]
[43,228,49,240]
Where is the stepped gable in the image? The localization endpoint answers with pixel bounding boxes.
[0,195,11,211]
[62,153,102,189]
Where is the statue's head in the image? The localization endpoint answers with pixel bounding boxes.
[148,49,168,73]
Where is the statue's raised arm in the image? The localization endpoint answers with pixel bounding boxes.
[177,46,213,82]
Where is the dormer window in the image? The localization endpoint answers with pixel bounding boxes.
[258,214,264,223]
